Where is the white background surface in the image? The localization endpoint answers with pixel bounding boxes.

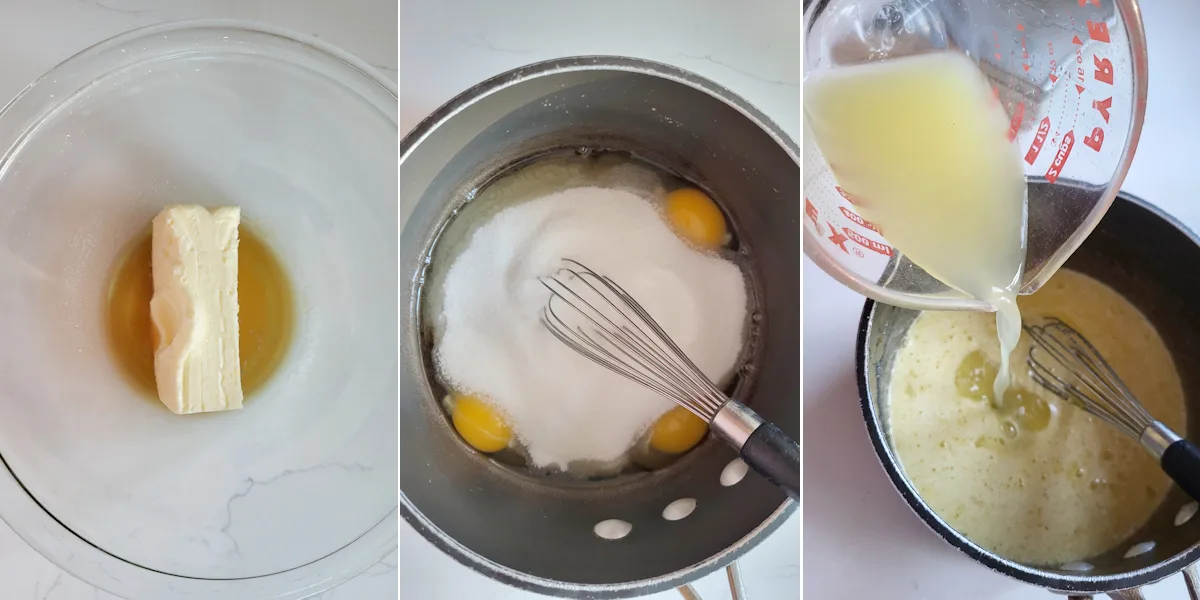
[17,0,1193,598]
[399,1,801,599]
[0,1,397,598]
[804,1,1200,599]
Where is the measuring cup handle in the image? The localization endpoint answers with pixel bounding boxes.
[1162,439,1200,502]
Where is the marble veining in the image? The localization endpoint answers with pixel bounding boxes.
[674,52,800,88]
[220,462,380,557]
[462,33,540,55]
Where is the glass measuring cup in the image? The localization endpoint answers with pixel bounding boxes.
[803,0,1147,311]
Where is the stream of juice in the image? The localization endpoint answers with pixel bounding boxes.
[805,52,1028,401]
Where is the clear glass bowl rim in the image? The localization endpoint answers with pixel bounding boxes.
[0,18,397,600]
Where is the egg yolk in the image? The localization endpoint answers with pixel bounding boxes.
[649,406,709,454]
[451,394,512,453]
[664,188,727,248]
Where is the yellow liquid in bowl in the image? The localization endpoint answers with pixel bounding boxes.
[105,225,295,399]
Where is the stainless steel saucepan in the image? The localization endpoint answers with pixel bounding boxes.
[859,192,1200,599]
[400,57,799,598]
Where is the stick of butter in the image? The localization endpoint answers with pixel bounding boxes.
[150,205,243,414]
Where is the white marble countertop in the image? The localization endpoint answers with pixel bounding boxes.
[0,1,397,599]
[804,0,1200,599]
[399,1,800,599]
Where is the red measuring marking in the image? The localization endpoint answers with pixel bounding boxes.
[836,186,864,207]
[1084,126,1105,151]
[1048,23,1084,150]
[1045,130,1076,184]
[844,227,892,256]
[839,206,880,234]
[1073,36,1087,94]
[1008,102,1026,141]
[1093,97,1112,123]
[1094,55,1114,85]
[1048,41,1058,83]
[1026,117,1051,164]
[1070,18,1112,153]
[827,222,849,254]
[805,198,820,228]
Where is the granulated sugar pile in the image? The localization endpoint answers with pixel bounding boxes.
[433,186,747,469]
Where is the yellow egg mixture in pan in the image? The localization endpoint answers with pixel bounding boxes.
[423,152,754,478]
[889,269,1186,566]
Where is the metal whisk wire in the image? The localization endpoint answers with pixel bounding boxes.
[1025,317,1200,502]
[538,259,800,501]
[1024,318,1152,438]
[539,259,726,420]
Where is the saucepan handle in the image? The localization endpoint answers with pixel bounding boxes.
[676,562,747,600]
[1066,563,1200,600]
[1184,562,1200,600]
[1106,588,1146,599]
[740,422,801,501]
[1161,439,1200,502]
[712,402,800,501]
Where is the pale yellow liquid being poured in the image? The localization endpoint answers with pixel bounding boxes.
[805,52,1027,401]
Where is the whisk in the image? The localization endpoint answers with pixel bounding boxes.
[539,259,799,501]
[1025,317,1200,502]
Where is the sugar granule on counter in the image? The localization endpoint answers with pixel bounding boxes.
[434,186,748,469]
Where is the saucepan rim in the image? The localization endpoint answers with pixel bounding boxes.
[399,55,798,597]
[855,191,1200,594]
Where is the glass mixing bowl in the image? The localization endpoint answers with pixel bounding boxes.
[0,20,397,599]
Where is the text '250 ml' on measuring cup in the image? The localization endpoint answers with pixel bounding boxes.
[802,0,1147,312]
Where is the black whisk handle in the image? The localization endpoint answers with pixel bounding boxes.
[741,422,800,501]
[1162,439,1200,502]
